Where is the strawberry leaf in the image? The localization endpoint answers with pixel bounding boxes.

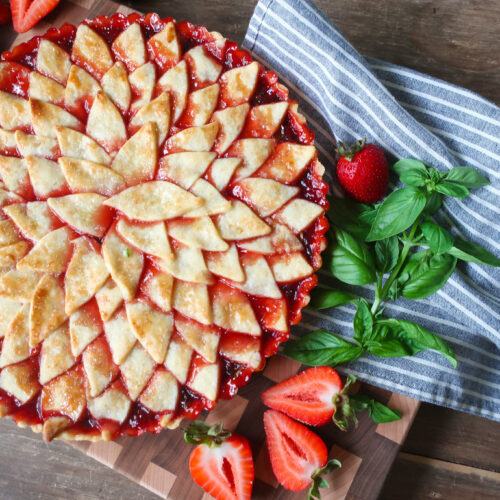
[335,138,366,161]
[184,420,231,448]
[308,459,342,500]
[332,374,359,430]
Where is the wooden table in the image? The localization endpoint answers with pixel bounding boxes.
[0,0,499,498]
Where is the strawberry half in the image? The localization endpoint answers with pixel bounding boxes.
[185,421,254,500]
[264,410,341,497]
[262,367,359,430]
[0,1,11,24]
[10,0,60,33]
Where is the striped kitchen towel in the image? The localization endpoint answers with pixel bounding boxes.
[243,0,500,421]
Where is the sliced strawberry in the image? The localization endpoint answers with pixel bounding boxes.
[263,410,341,496]
[262,370,398,431]
[262,366,343,426]
[10,0,60,33]
[10,0,30,31]
[9,0,26,29]
[0,1,11,23]
[186,421,254,500]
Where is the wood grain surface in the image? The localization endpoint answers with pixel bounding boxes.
[0,0,499,499]
[68,353,419,500]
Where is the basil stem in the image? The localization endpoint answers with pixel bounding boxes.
[371,216,421,314]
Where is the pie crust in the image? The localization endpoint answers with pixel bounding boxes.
[0,13,328,442]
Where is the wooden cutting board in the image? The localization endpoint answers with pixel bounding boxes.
[70,353,419,500]
[2,1,420,498]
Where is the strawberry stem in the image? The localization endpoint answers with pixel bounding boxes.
[307,458,342,499]
[183,420,231,448]
[331,374,358,431]
[335,138,366,161]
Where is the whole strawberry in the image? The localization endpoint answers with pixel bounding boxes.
[336,139,389,203]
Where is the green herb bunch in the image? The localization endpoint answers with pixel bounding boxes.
[285,159,500,368]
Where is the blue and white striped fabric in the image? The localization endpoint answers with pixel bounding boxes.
[243,0,500,421]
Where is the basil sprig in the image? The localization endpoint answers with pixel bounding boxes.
[284,301,457,368]
[286,158,498,369]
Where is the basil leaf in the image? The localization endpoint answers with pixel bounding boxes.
[397,250,429,290]
[391,319,457,367]
[402,253,456,299]
[327,196,374,239]
[374,236,399,273]
[309,287,354,309]
[392,158,427,175]
[429,168,442,183]
[336,229,375,264]
[283,330,364,366]
[444,167,489,188]
[420,221,453,254]
[348,394,371,413]
[424,191,443,215]
[358,207,379,226]
[448,238,500,267]
[366,187,427,241]
[365,338,411,357]
[330,229,376,285]
[399,163,429,187]
[330,246,377,285]
[361,321,387,344]
[369,401,402,423]
[387,280,401,301]
[435,182,470,199]
[399,172,427,187]
[353,299,373,343]
[402,249,429,270]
